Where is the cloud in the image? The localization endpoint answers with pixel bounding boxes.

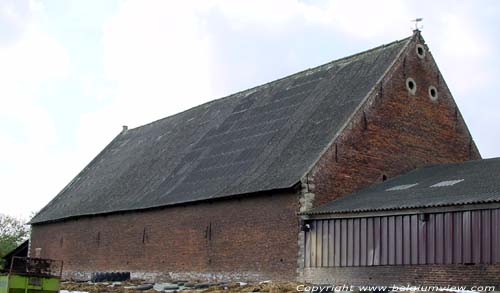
[0,0,71,218]
[327,0,412,39]
[103,0,215,119]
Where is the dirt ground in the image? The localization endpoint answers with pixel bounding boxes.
[61,280,300,293]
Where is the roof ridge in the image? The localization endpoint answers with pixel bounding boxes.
[128,35,413,132]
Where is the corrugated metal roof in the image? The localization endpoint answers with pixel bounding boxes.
[30,36,411,224]
[304,157,500,215]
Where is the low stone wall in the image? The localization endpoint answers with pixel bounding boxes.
[63,270,266,282]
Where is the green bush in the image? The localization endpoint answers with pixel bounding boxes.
[0,214,29,258]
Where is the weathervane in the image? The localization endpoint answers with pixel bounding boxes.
[411,18,423,31]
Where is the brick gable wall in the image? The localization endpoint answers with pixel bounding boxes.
[306,33,480,209]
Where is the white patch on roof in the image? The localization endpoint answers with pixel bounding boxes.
[386,183,418,191]
[430,179,464,188]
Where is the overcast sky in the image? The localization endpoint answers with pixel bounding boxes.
[1,0,499,219]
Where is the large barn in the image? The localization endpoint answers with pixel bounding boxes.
[29,31,499,285]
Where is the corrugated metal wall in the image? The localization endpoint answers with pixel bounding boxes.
[304,208,500,267]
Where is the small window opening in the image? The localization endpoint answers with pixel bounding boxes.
[382,174,387,181]
[406,78,417,95]
[416,44,426,59]
[428,86,438,101]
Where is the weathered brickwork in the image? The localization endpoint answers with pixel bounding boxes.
[307,34,480,208]
[303,264,500,287]
[30,191,300,281]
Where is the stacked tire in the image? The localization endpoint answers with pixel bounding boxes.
[90,272,130,282]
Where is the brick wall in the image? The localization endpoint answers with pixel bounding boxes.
[30,191,300,281]
[302,264,500,287]
[307,33,481,208]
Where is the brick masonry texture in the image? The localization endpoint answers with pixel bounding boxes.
[30,191,300,281]
[307,35,480,208]
[31,34,487,284]
[302,264,500,286]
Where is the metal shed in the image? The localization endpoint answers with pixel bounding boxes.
[304,208,500,267]
[302,158,500,268]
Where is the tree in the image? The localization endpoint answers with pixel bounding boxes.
[0,214,29,258]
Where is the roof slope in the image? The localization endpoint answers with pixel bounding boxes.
[306,157,500,215]
[31,36,410,224]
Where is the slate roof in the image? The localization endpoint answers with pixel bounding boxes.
[305,157,500,215]
[31,36,411,224]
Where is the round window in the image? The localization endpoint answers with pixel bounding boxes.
[428,86,438,101]
[416,44,426,59]
[406,78,417,95]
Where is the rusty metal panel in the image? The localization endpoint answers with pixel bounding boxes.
[444,212,454,264]
[328,220,334,266]
[411,214,419,264]
[316,220,323,266]
[334,220,341,266]
[367,217,374,266]
[380,216,388,265]
[435,213,444,264]
[388,216,396,265]
[341,219,348,266]
[403,215,411,265]
[454,212,463,264]
[322,220,329,267]
[353,218,360,266]
[347,219,354,266]
[373,217,381,265]
[463,211,472,263]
